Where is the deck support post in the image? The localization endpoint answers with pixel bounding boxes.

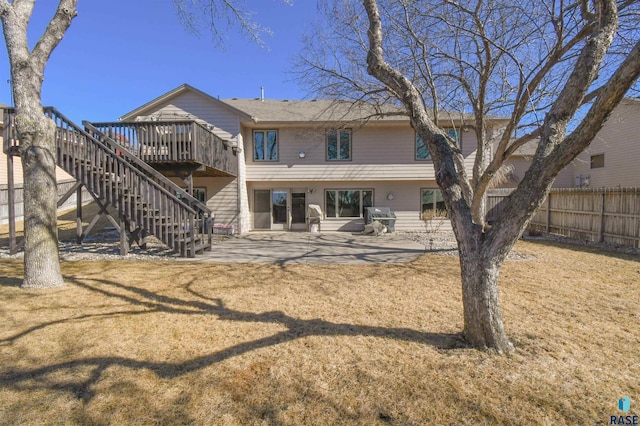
[119,215,129,256]
[76,184,83,244]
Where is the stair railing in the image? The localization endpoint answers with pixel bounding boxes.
[83,121,214,254]
[3,107,211,257]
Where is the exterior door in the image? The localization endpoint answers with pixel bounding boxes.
[290,192,307,231]
[271,190,288,230]
[254,190,271,229]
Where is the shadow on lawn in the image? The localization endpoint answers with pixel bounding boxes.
[0,276,22,287]
[0,274,468,402]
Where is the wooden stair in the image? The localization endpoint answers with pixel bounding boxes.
[3,107,213,258]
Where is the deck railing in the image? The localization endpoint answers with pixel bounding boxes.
[83,122,211,216]
[3,107,213,257]
[89,121,238,176]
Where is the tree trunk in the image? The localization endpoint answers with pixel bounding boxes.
[1,0,78,288]
[19,114,65,289]
[12,62,65,289]
[459,250,513,354]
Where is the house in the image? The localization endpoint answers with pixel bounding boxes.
[503,97,640,189]
[114,84,508,234]
[500,141,575,188]
[4,86,636,237]
[570,98,640,188]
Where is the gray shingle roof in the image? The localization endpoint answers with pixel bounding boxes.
[221,98,409,124]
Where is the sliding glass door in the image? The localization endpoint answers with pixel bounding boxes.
[253,189,307,230]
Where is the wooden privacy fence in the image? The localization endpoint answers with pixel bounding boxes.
[488,188,640,249]
[0,179,91,225]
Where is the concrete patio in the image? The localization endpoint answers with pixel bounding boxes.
[185,232,427,264]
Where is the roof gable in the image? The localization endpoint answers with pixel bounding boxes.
[119,84,251,122]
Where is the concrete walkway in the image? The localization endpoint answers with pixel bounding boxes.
[185,232,426,264]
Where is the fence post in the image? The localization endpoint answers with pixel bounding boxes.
[546,192,551,233]
[598,190,606,243]
[637,189,640,249]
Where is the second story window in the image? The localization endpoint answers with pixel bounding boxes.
[254,130,278,161]
[590,153,605,169]
[327,129,351,161]
[416,128,460,160]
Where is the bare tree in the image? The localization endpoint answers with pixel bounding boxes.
[300,0,640,353]
[1,0,281,289]
[1,0,78,288]
[172,0,293,47]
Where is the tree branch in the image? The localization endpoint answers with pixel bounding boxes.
[363,0,476,234]
[486,0,622,260]
[31,0,77,72]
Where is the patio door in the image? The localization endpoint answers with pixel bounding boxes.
[271,190,288,230]
[253,189,307,230]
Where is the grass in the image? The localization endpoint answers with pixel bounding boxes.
[0,240,638,424]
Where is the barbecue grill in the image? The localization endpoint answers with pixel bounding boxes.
[364,206,396,232]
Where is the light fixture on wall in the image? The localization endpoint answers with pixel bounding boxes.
[307,188,316,194]
[387,193,394,201]
[298,151,306,159]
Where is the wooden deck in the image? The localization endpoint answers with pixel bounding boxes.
[89,121,238,177]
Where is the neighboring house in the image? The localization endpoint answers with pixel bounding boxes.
[503,97,640,189]
[1,104,75,186]
[501,141,575,188]
[571,98,640,188]
[117,84,508,233]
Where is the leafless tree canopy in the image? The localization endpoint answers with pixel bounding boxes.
[299,0,640,353]
[300,0,639,216]
[172,0,293,47]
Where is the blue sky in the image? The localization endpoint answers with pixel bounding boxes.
[1,0,319,122]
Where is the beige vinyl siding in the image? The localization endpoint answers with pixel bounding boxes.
[572,101,640,188]
[554,163,576,188]
[171,176,239,231]
[205,178,239,230]
[247,180,452,232]
[245,125,480,181]
[133,91,241,142]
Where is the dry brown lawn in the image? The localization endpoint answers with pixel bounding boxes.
[0,240,638,425]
